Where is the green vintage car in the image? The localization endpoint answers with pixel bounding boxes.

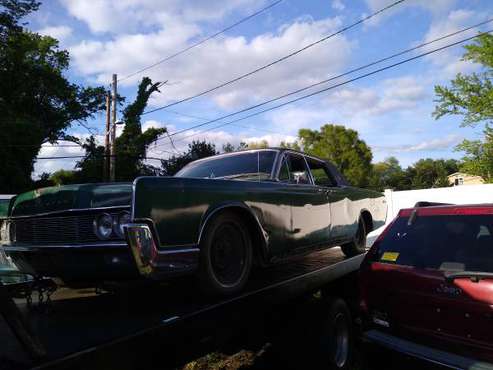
[0,149,386,295]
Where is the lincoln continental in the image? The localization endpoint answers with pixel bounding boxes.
[0,149,386,295]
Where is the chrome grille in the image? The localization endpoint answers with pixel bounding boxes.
[9,213,124,245]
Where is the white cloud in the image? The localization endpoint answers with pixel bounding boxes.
[420,9,482,77]
[332,0,345,11]
[70,16,353,110]
[326,76,426,117]
[365,0,455,14]
[59,0,267,34]
[373,134,461,153]
[37,25,73,41]
[34,141,85,177]
[363,0,456,26]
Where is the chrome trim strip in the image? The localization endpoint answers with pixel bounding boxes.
[131,177,140,221]
[6,205,131,219]
[2,242,128,251]
[364,330,493,370]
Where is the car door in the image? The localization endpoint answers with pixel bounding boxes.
[280,153,331,251]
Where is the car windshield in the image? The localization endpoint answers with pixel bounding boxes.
[175,150,277,180]
[373,214,493,273]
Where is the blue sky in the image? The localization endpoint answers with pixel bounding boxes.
[26,0,493,176]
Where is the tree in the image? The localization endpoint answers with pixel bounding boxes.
[406,158,459,189]
[0,0,106,193]
[434,34,493,128]
[115,77,166,181]
[369,157,409,191]
[434,33,493,179]
[298,124,373,187]
[222,142,247,153]
[279,140,301,150]
[246,140,269,149]
[161,141,218,176]
[73,78,166,183]
[50,169,78,185]
[454,126,493,182]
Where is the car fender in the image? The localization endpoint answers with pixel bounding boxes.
[198,201,269,263]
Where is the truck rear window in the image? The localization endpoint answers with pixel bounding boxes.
[373,214,493,273]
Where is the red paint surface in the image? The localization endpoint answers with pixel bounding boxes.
[360,204,493,363]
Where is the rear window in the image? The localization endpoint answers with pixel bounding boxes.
[373,214,493,273]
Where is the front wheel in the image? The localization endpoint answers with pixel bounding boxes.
[197,212,253,296]
[341,217,367,257]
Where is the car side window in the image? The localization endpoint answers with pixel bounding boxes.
[305,157,337,187]
[278,158,290,182]
[286,154,311,184]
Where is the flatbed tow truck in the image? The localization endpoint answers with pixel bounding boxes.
[0,248,364,370]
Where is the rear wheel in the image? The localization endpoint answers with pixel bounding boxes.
[320,298,354,370]
[197,212,252,296]
[341,217,367,257]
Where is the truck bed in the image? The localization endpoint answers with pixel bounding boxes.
[0,248,363,370]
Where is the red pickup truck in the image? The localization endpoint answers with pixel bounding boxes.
[360,204,493,368]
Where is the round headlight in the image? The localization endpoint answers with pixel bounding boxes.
[94,213,113,240]
[115,211,131,238]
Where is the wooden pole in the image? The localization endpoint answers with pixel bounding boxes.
[104,91,111,182]
[110,74,117,182]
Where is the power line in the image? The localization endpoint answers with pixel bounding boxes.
[118,0,284,83]
[152,30,492,149]
[151,20,492,146]
[161,108,293,135]
[142,0,407,115]
[36,154,166,161]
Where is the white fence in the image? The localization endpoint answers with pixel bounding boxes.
[367,184,493,247]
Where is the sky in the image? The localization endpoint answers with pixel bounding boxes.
[25,0,493,177]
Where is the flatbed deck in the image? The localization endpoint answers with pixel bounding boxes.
[1,248,364,370]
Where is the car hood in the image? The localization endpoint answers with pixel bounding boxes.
[9,183,133,217]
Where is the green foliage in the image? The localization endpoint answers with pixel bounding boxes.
[49,169,78,186]
[369,157,410,191]
[408,158,459,189]
[73,77,166,183]
[433,34,493,127]
[76,136,107,183]
[454,125,493,182]
[298,124,373,187]
[222,142,247,153]
[279,141,301,150]
[115,77,166,180]
[246,140,269,149]
[161,141,218,176]
[0,0,106,193]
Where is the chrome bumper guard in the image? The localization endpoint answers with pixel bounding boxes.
[124,223,199,278]
[124,223,156,277]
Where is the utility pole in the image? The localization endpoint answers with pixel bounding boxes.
[110,74,117,182]
[104,91,111,181]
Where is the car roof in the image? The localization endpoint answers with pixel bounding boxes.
[187,147,330,164]
[399,204,493,217]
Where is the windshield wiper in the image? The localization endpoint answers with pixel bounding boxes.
[444,271,493,283]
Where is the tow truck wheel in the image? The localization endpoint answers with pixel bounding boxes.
[198,211,253,296]
[321,298,354,370]
[341,217,366,257]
